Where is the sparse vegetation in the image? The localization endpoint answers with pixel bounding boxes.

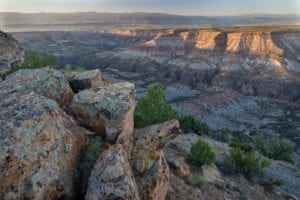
[6,50,58,76]
[229,138,253,153]
[134,87,178,128]
[64,64,72,72]
[76,67,86,73]
[186,175,206,186]
[190,138,216,165]
[254,135,294,163]
[261,178,284,191]
[179,114,210,135]
[64,64,86,73]
[230,148,271,177]
[226,137,284,190]
[220,129,230,142]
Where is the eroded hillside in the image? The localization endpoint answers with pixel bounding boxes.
[11,26,300,166]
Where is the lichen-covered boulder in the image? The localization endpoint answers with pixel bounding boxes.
[70,82,135,142]
[130,120,181,174]
[130,120,181,200]
[166,153,191,178]
[0,91,86,200]
[4,68,74,109]
[201,164,224,186]
[67,69,104,93]
[85,144,140,200]
[166,171,203,200]
[136,150,170,200]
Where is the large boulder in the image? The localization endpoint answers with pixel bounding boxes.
[85,120,181,200]
[166,171,203,200]
[136,150,170,200]
[0,30,23,76]
[4,68,74,109]
[201,164,224,185]
[70,82,135,142]
[130,120,181,200]
[67,69,104,93]
[0,91,86,200]
[85,144,140,200]
[130,120,181,174]
[166,152,191,178]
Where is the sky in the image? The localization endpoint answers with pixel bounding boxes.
[0,0,299,15]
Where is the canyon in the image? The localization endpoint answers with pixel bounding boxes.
[0,12,300,199]
[11,26,300,165]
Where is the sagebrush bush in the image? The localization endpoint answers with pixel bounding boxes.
[186,175,206,186]
[179,114,210,135]
[230,148,271,177]
[261,178,284,191]
[190,139,216,165]
[220,129,230,142]
[134,87,178,128]
[229,138,253,153]
[255,135,294,163]
[228,138,283,190]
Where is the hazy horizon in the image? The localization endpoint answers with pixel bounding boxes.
[0,11,299,17]
[0,0,299,16]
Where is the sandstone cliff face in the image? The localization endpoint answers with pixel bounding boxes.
[103,28,299,101]
[0,30,23,77]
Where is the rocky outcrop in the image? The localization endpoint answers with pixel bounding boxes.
[0,67,94,199]
[0,90,86,199]
[85,144,140,200]
[0,30,23,77]
[131,120,181,200]
[131,120,181,173]
[166,171,203,200]
[70,82,135,142]
[85,120,181,200]
[67,69,104,93]
[4,68,74,109]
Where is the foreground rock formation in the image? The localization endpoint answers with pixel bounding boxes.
[85,120,181,200]
[0,69,85,199]
[70,82,135,142]
[0,66,182,200]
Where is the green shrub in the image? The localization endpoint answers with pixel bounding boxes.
[230,148,271,177]
[255,135,294,163]
[64,64,72,72]
[134,87,178,128]
[261,178,284,191]
[76,67,86,73]
[229,138,253,153]
[6,50,58,76]
[186,175,206,186]
[228,138,280,190]
[179,114,210,135]
[220,129,230,142]
[190,138,216,165]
